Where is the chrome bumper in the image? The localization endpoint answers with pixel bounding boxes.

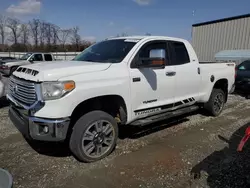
[7,94,70,142]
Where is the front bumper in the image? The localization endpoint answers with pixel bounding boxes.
[7,94,70,142]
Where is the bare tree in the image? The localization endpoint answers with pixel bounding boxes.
[7,17,21,44]
[0,16,93,52]
[44,22,52,46]
[0,14,7,44]
[59,29,71,48]
[71,26,81,51]
[51,24,60,46]
[29,19,40,48]
[39,20,46,47]
[20,23,29,46]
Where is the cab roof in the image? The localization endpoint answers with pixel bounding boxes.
[107,35,188,43]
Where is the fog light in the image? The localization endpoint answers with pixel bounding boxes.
[43,126,49,133]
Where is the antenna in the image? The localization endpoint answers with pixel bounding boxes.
[191,10,196,42]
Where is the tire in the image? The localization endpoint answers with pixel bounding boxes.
[204,88,225,117]
[69,110,118,163]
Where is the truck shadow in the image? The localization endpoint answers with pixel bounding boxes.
[0,96,9,109]
[25,138,71,157]
[119,111,198,139]
[26,111,199,158]
[25,109,208,159]
[190,122,250,188]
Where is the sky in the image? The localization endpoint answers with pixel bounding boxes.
[0,0,250,42]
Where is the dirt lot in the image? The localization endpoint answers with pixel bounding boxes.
[1,88,250,187]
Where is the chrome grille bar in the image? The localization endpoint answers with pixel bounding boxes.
[8,76,37,106]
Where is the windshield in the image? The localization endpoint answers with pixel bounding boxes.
[20,53,32,60]
[72,39,137,63]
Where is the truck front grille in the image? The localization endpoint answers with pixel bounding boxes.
[8,76,37,106]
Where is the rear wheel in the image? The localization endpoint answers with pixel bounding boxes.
[204,88,225,116]
[69,110,118,162]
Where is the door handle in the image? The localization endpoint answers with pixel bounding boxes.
[132,77,141,82]
[166,71,176,76]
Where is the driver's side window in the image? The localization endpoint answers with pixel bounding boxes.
[139,42,167,60]
[131,41,167,68]
[32,54,43,61]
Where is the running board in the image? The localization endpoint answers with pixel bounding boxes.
[131,105,199,126]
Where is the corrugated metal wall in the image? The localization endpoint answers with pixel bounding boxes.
[192,16,250,61]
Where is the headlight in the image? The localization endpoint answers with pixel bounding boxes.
[41,81,75,100]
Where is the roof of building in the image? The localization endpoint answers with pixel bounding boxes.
[192,13,250,27]
[215,50,250,61]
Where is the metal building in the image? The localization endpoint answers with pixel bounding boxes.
[192,14,250,62]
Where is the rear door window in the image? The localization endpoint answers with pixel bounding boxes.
[44,54,53,61]
[33,54,43,61]
[168,41,190,65]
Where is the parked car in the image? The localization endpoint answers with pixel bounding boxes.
[7,36,235,162]
[0,52,55,76]
[235,60,250,98]
[0,56,17,61]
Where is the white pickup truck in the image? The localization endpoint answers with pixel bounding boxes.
[7,36,235,162]
[0,52,55,76]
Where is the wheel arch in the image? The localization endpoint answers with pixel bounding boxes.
[213,78,228,102]
[70,95,128,127]
[9,65,19,75]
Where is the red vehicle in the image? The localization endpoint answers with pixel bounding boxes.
[237,126,250,151]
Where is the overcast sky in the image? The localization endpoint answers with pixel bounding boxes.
[1,0,249,41]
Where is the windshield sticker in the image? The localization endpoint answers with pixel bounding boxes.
[124,39,140,43]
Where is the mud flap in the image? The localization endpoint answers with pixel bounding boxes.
[237,135,250,152]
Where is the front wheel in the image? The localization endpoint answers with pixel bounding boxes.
[69,110,118,162]
[204,88,225,117]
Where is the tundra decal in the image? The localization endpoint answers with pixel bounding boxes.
[135,108,161,116]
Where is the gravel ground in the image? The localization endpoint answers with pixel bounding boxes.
[1,76,250,188]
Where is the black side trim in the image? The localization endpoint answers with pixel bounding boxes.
[134,103,173,113]
[131,105,200,126]
[134,97,196,113]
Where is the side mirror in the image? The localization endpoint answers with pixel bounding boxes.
[28,57,34,63]
[137,49,166,68]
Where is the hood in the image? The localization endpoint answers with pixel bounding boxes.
[1,60,28,66]
[13,60,112,82]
